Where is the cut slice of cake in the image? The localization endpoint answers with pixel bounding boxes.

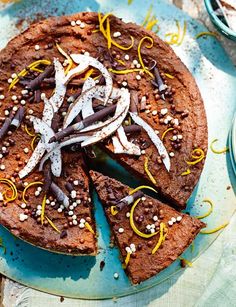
[90,170,205,284]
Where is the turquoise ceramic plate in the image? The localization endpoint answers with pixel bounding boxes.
[0,0,235,299]
[229,114,236,176]
[204,0,236,41]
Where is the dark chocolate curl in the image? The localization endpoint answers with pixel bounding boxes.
[27,65,54,91]
[0,113,14,139]
[50,182,69,208]
[43,164,52,194]
[123,124,141,135]
[34,89,41,103]
[65,182,74,193]
[49,104,117,143]
[153,67,167,100]
[130,90,139,114]
[116,191,144,211]
[11,106,25,128]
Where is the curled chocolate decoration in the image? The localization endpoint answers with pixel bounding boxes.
[26,65,54,91]
[50,181,69,208]
[49,104,117,143]
[123,124,141,135]
[153,67,167,100]
[11,106,25,128]
[34,89,41,103]
[0,113,14,140]
[65,182,74,193]
[115,191,144,211]
[43,164,52,194]
[130,90,139,114]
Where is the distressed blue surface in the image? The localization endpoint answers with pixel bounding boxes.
[0,0,235,299]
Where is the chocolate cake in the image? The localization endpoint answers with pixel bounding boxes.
[0,11,207,259]
[90,170,205,284]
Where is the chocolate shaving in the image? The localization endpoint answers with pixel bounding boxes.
[11,106,25,128]
[153,67,167,100]
[0,113,14,139]
[60,230,68,239]
[50,181,69,208]
[130,90,139,114]
[43,164,52,194]
[51,113,61,132]
[65,182,74,193]
[123,124,141,135]
[34,89,41,103]
[115,191,144,211]
[26,65,54,91]
[49,104,117,143]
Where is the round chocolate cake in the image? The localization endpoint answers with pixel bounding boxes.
[0,12,207,274]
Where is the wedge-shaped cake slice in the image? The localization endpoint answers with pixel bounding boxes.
[90,170,205,284]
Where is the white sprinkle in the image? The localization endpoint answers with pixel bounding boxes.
[73,180,79,186]
[113,272,119,279]
[20,100,26,105]
[72,202,77,207]
[80,218,85,224]
[141,197,146,201]
[122,81,127,87]
[133,59,138,65]
[113,31,121,38]
[41,93,46,100]
[8,78,13,84]
[136,75,141,80]
[71,190,76,199]
[178,134,183,140]
[146,224,151,230]
[84,51,90,56]
[28,109,34,115]
[153,215,158,221]
[68,210,74,216]
[152,110,158,116]
[57,208,63,213]
[37,205,42,210]
[126,212,130,218]
[141,150,146,155]
[168,220,173,226]
[76,199,81,205]
[0,164,5,170]
[164,118,169,125]
[72,220,78,225]
[21,89,28,95]
[145,109,150,114]
[4,110,9,116]
[130,243,136,252]
[155,130,159,135]
[79,223,85,229]
[125,247,131,254]
[19,213,28,222]
[160,108,168,115]
[76,19,81,25]
[37,187,42,192]
[11,73,17,79]
[71,20,76,27]
[24,147,29,154]
[171,217,177,223]
[46,199,50,205]
[88,197,91,203]
[50,201,56,207]
[35,190,40,197]
[62,111,67,117]
[176,216,182,222]
[0,95,4,100]
[36,209,41,216]
[2,147,6,152]
[136,63,141,68]
[23,182,28,187]
[118,227,124,233]
[13,106,18,112]
[60,205,64,210]
[169,152,175,157]
[21,203,27,209]
[166,115,173,122]
[80,22,85,29]
[172,135,177,141]
[124,54,129,61]
[69,205,74,210]
[72,215,77,220]
[0,154,3,159]
[150,228,155,234]
[173,118,179,126]
[35,44,40,51]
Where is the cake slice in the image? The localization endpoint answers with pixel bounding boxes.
[90,170,205,284]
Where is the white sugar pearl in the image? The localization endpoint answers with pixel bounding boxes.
[71,21,76,27]
[4,110,9,116]
[125,247,131,254]
[76,199,81,204]
[20,100,26,105]
[130,243,136,252]
[153,215,158,221]
[76,20,81,25]
[171,217,177,223]
[12,106,18,112]
[19,213,28,222]
[152,110,158,116]
[72,220,78,225]
[126,212,130,218]
[172,135,177,141]
[34,190,40,197]
[36,210,41,216]
[113,272,119,279]
[37,205,42,210]
[133,59,138,65]
[21,203,27,209]
[146,224,151,230]
[124,54,129,60]
[0,95,4,100]
[60,205,65,210]
[72,215,77,220]
[80,22,85,29]
[24,148,29,154]
[141,197,146,201]
[21,89,28,95]
[11,95,17,101]
[151,229,155,234]
[122,81,127,87]
[35,45,40,51]
[50,201,55,207]
[136,75,141,80]
[178,134,183,139]
[161,108,168,115]
[80,218,85,224]
[136,63,141,68]
[73,180,79,186]
[169,152,175,157]
[69,205,74,210]
[79,223,85,228]
[68,211,74,216]
[168,220,173,226]
[37,187,42,192]
[8,78,13,84]
[41,93,46,100]
[71,190,76,199]
[57,208,63,213]
[177,216,182,222]
[11,73,17,79]
[0,164,5,170]
[118,228,124,233]
[113,31,121,38]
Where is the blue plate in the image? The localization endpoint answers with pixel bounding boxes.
[0,0,235,299]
